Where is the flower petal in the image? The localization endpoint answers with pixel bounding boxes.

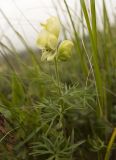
[36,30,48,49]
[41,17,61,38]
[36,30,58,50]
[47,33,58,50]
[47,51,57,61]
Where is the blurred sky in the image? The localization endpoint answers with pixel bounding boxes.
[0,0,116,50]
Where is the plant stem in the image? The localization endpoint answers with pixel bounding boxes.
[98,151,102,160]
[54,58,61,95]
[54,58,65,135]
[104,128,116,160]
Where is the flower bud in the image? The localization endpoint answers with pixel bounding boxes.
[57,40,74,61]
[41,17,60,38]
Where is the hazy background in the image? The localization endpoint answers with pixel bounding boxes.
[0,0,116,50]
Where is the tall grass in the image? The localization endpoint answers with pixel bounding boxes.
[0,0,116,160]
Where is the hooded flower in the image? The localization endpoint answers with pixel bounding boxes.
[57,40,74,61]
[36,17,61,61]
[36,17,74,62]
[41,17,60,38]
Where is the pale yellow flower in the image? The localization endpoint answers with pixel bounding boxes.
[41,17,60,38]
[36,30,58,50]
[57,40,74,61]
[36,17,61,61]
[36,17,73,62]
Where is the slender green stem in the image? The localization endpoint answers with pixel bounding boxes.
[104,128,116,160]
[98,151,102,160]
[54,58,61,95]
[54,58,65,136]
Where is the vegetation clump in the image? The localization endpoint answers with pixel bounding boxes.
[0,0,116,160]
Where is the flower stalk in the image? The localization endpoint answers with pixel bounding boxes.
[54,57,61,95]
